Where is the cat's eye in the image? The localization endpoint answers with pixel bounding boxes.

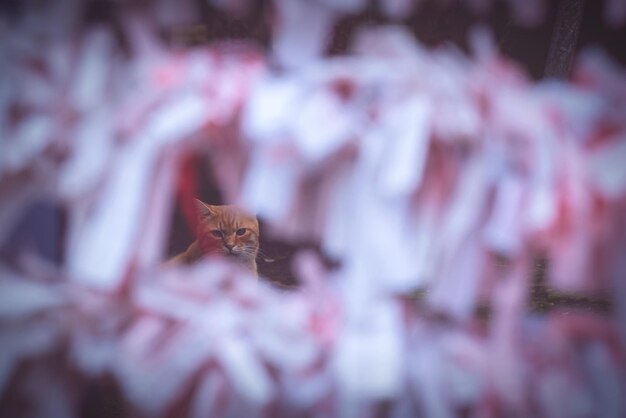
[236,228,247,236]
[211,230,223,238]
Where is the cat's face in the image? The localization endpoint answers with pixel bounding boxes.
[195,200,259,264]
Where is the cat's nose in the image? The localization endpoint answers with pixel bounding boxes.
[224,243,234,252]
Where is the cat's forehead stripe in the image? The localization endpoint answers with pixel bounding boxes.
[209,216,255,231]
[200,204,257,233]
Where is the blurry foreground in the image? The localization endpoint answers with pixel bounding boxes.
[1,1,626,417]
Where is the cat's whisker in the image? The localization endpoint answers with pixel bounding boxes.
[254,248,271,258]
[235,247,276,263]
[253,251,276,263]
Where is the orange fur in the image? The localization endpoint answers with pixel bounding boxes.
[168,200,260,276]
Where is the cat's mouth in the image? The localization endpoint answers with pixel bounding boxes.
[223,248,249,260]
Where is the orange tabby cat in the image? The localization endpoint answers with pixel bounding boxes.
[169,200,260,276]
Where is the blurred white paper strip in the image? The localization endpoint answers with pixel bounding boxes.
[409,342,451,418]
[114,319,216,414]
[240,147,298,222]
[0,273,66,319]
[588,138,626,198]
[483,173,525,255]
[430,236,484,319]
[377,96,432,196]
[70,29,114,112]
[66,139,158,289]
[333,300,403,400]
[3,115,54,174]
[216,336,274,404]
[272,0,334,69]
[57,111,114,198]
[66,93,208,289]
[241,74,299,143]
[292,88,354,163]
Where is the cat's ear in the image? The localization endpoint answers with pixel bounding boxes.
[195,199,214,219]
